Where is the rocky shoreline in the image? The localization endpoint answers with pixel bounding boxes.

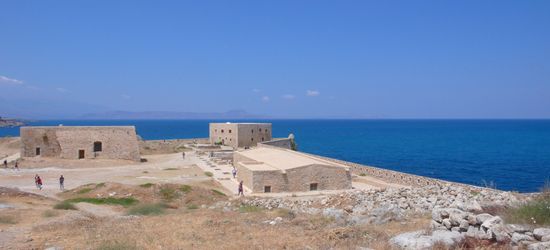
[0,118,25,128]
[241,184,549,249]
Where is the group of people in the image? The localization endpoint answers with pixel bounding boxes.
[3,159,19,170]
[33,174,65,191]
[232,166,245,196]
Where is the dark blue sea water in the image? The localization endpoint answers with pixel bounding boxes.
[2,119,549,193]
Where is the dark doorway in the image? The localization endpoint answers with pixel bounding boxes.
[310,183,318,191]
[35,147,41,156]
[78,150,85,159]
[264,186,271,193]
[93,141,102,152]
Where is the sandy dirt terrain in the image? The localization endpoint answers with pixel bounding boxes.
[0,138,421,249]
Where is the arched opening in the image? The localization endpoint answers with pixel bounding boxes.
[93,141,102,152]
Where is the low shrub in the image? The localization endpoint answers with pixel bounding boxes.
[42,210,59,217]
[239,205,263,213]
[180,185,192,193]
[187,204,199,210]
[96,240,137,250]
[159,187,179,201]
[127,203,166,216]
[66,197,138,207]
[96,183,106,188]
[163,167,179,171]
[505,196,550,226]
[0,215,17,224]
[77,188,93,194]
[139,183,154,188]
[204,171,213,177]
[211,189,226,196]
[54,201,77,210]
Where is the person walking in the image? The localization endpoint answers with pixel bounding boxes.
[35,174,43,190]
[14,161,19,171]
[182,152,185,159]
[238,181,244,196]
[232,167,237,179]
[59,175,65,191]
[3,159,7,169]
[36,175,43,190]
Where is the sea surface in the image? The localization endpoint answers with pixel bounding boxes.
[2,119,549,193]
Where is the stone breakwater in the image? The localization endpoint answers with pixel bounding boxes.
[309,153,479,189]
[242,184,525,225]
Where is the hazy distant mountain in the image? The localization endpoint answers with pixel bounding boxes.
[0,97,111,119]
[80,110,267,119]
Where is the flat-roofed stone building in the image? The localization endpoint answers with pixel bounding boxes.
[233,147,352,193]
[209,123,272,148]
[20,126,141,161]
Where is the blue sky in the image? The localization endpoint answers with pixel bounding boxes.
[1,1,549,119]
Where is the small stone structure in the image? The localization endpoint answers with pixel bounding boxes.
[233,147,352,193]
[20,126,141,161]
[209,122,272,148]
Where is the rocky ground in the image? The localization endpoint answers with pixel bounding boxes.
[242,184,550,249]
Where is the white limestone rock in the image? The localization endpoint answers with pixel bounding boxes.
[533,228,550,241]
[476,213,494,225]
[511,232,535,244]
[527,241,550,250]
[431,230,464,246]
[389,231,433,250]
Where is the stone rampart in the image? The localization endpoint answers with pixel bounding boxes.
[258,138,292,150]
[299,152,479,190]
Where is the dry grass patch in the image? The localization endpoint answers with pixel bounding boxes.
[0,214,17,224]
[42,210,60,218]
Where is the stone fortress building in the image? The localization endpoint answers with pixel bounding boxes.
[209,123,272,148]
[233,146,352,193]
[20,126,141,161]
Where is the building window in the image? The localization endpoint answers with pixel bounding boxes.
[265,129,269,133]
[264,186,271,193]
[221,129,224,133]
[229,129,232,133]
[261,137,264,141]
[310,183,318,191]
[215,129,217,132]
[93,141,102,152]
[251,138,254,141]
[36,147,41,156]
[251,129,254,134]
[259,128,262,132]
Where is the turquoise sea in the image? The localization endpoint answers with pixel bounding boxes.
[1,119,549,193]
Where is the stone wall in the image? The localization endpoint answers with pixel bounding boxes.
[258,138,292,150]
[306,153,477,189]
[20,126,141,161]
[286,164,352,192]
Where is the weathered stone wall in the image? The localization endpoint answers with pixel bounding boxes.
[258,138,292,150]
[210,123,238,147]
[286,164,352,192]
[20,126,141,161]
[209,123,272,148]
[306,153,477,189]
[236,124,272,148]
[251,169,287,193]
[235,162,254,192]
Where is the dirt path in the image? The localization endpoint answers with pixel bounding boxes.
[0,153,207,198]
